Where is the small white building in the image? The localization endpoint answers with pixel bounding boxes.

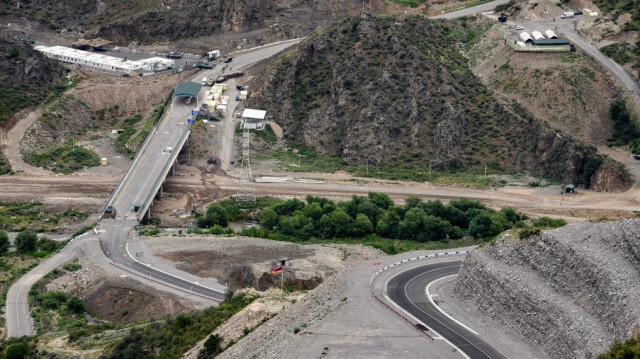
[544,29,558,39]
[241,109,267,130]
[531,31,545,41]
[34,45,143,74]
[138,57,175,72]
[519,32,533,44]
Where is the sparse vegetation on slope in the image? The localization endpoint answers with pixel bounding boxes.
[0,36,64,128]
[23,140,100,174]
[107,293,254,359]
[598,332,640,359]
[250,15,621,188]
[609,99,640,154]
[591,0,640,31]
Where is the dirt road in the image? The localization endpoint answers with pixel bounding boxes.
[2,108,50,176]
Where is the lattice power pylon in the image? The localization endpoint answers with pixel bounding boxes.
[236,125,256,205]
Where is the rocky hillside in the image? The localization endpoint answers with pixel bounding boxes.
[1,0,389,45]
[466,25,620,146]
[0,35,64,128]
[455,218,640,358]
[247,15,628,188]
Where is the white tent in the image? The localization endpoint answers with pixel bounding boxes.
[138,57,175,71]
[531,31,545,41]
[519,32,533,43]
[544,29,558,39]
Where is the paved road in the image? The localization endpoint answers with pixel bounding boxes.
[109,38,302,219]
[5,40,302,338]
[101,39,302,299]
[490,15,640,115]
[6,235,88,337]
[98,220,225,301]
[432,0,511,19]
[386,261,508,359]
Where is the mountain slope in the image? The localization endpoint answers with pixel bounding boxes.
[1,0,389,44]
[0,35,64,128]
[247,15,627,188]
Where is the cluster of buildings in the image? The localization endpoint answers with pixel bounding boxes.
[34,45,176,75]
[202,83,230,117]
[515,29,575,52]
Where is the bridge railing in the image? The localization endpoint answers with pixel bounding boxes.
[100,93,173,219]
[137,125,191,220]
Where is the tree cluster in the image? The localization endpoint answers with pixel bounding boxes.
[259,193,524,241]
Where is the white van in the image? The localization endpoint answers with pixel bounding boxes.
[201,77,208,85]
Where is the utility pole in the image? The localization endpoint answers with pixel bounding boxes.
[484,164,487,177]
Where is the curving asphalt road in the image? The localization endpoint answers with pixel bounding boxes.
[98,220,225,301]
[386,261,508,359]
[5,40,302,338]
[6,234,89,337]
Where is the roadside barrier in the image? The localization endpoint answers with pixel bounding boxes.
[368,250,471,341]
[109,262,218,301]
[370,288,434,340]
[370,250,471,285]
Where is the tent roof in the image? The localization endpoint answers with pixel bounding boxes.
[174,82,202,98]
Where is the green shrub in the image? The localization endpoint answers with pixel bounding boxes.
[15,230,38,253]
[67,296,85,314]
[6,343,30,359]
[532,217,567,228]
[39,291,70,310]
[598,332,640,358]
[197,204,228,228]
[23,141,100,174]
[63,262,82,271]
[0,230,9,254]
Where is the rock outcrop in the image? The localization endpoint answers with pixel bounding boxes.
[455,219,640,358]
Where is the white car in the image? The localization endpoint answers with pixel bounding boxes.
[515,25,524,30]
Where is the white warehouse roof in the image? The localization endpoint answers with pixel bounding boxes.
[34,45,143,74]
[531,31,545,40]
[519,32,533,43]
[544,29,558,39]
[242,109,267,120]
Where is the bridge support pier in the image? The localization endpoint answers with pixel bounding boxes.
[156,185,163,199]
[171,163,175,176]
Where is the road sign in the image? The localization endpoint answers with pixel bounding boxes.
[191,110,200,116]
[187,118,195,125]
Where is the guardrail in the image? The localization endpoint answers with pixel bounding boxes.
[109,262,216,301]
[100,94,173,219]
[368,250,471,341]
[136,125,191,220]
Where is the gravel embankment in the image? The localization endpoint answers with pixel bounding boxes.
[455,218,640,358]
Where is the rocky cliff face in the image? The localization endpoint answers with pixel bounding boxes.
[248,15,626,187]
[455,219,640,358]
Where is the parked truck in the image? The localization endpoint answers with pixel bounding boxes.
[207,50,221,60]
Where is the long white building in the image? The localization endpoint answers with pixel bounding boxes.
[35,45,144,74]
